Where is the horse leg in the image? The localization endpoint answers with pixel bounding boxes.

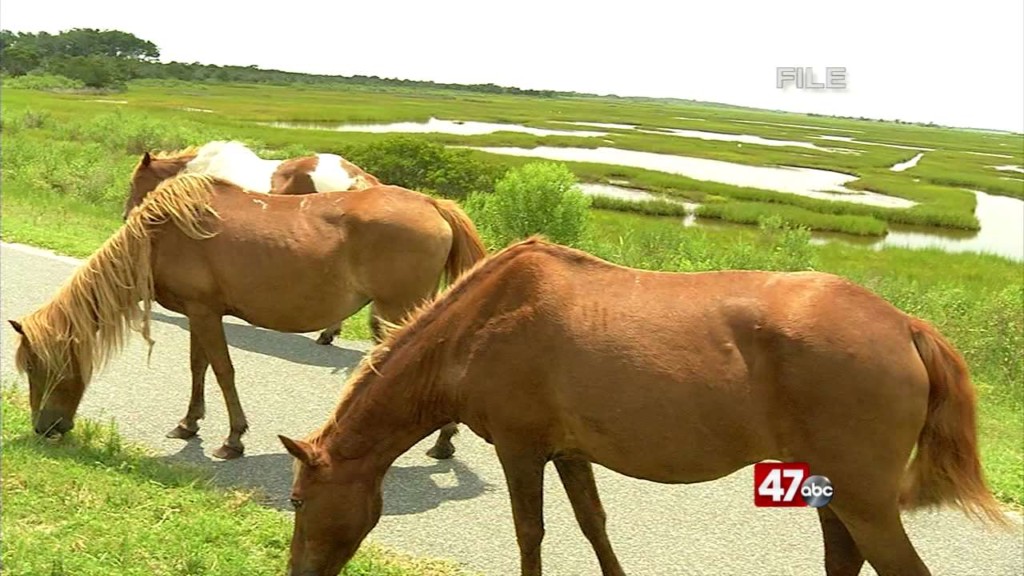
[426,422,459,460]
[553,458,626,576]
[829,502,930,576]
[166,329,208,439]
[315,321,342,346]
[796,422,929,576]
[187,310,249,460]
[495,442,548,576]
[817,506,865,576]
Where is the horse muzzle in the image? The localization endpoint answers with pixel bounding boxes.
[34,411,74,437]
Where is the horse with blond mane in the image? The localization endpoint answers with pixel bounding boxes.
[10,172,485,460]
[277,236,1011,576]
[123,140,385,346]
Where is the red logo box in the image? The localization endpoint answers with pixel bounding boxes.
[754,462,810,507]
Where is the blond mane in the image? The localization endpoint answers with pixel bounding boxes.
[15,173,223,388]
[306,235,558,446]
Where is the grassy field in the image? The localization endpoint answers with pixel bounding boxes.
[1,78,1021,575]
[3,80,1022,236]
[0,385,470,576]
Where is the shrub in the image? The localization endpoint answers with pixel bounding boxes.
[1,73,85,91]
[0,108,52,133]
[468,161,592,248]
[2,136,136,205]
[345,136,507,200]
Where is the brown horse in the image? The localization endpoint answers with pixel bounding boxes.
[123,140,384,346]
[278,236,1011,576]
[9,173,485,460]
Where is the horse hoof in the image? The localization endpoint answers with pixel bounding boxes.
[315,333,335,345]
[212,444,244,460]
[166,425,198,439]
[426,445,455,460]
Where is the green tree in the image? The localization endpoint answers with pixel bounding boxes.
[1,28,158,83]
[467,161,591,248]
[1,42,43,75]
[45,55,129,88]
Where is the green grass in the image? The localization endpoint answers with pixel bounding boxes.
[587,194,694,218]
[696,200,889,236]
[0,385,472,576]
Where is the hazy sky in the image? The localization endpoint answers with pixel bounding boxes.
[3,0,1022,133]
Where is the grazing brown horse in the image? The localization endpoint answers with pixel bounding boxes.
[278,236,1011,576]
[9,173,484,460]
[122,140,384,346]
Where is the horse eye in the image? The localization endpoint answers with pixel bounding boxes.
[290,498,303,510]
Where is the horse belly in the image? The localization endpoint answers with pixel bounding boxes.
[565,399,767,483]
[207,241,361,331]
[553,357,772,484]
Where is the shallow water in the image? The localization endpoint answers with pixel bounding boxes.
[816,191,1023,261]
[578,183,672,203]
[992,165,1024,174]
[558,121,840,151]
[641,127,840,151]
[815,135,933,152]
[664,189,1021,261]
[264,117,608,138]
[555,121,638,130]
[468,145,915,209]
[965,151,1015,159]
[890,152,924,172]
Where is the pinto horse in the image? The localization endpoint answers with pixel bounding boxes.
[123,140,384,346]
[277,236,1010,576]
[9,173,485,460]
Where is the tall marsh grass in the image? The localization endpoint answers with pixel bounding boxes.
[696,201,889,236]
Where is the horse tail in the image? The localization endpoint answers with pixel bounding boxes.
[431,198,488,285]
[900,316,1012,529]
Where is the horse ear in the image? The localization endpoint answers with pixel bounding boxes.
[8,319,24,336]
[141,151,152,167]
[278,434,320,467]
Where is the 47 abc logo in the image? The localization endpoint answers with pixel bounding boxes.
[753,462,834,508]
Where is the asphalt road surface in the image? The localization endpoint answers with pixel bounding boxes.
[2,241,1022,576]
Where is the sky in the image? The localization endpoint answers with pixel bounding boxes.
[3,0,1023,133]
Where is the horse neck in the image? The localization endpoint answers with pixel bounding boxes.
[317,329,461,472]
[41,222,155,382]
[156,155,192,176]
[313,241,547,471]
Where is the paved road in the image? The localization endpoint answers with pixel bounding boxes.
[2,241,1022,576]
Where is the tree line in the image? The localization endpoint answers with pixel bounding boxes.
[0,28,578,97]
